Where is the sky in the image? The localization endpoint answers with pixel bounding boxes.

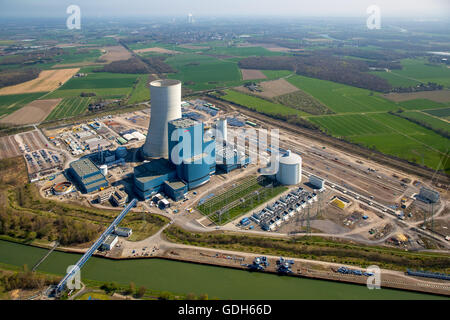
[0,0,449,18]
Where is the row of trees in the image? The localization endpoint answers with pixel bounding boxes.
[389,110,449,139]
[1,265,59,291]
[391,82,444,93]
[0,208,102,245]
[101,281,209,300]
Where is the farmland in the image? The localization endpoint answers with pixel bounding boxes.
[424,107,450,120]
[286,75,398,114]
[0,98,62,125]
[0,68,79,95]
[370,70,421,88]
[383,90,450,104]
[166,54,242,91]
[45,97,93,121]
[205,45,284,57]
[309,113,450,173]
[398,111,450,133]
[0,92,47,118]
[45,71,140,99]
[127,74,150,104]
[398,99,449,110]
[219,89,308,117]
[388,58,450,87]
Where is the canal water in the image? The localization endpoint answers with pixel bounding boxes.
[0,240,446,300]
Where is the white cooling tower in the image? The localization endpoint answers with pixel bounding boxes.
[142,79,182,159]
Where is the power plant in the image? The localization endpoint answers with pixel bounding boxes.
[142,79,182,159]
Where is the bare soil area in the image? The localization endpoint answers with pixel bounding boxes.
[133,47,180,55]
[99,46,132,63]
[0,98,62,125]
[241,69,267,80]
[235,78,299,98]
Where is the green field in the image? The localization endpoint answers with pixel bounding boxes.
[0,92,47,117]
[166,54,242,91]
[51,48,102,67]
[388,58,450,87]
[370,70,421,88]
[59,72,139,90]
[424,107,450,120]
[220,89,308,116]
[400,111,450,133]
[205,46,283,57]
[262,70,293,80]
[398,99,448,110]
[44,72,140,99]
[309,113,450,173]
[287,75,398,114]
[127,74,150,104]
[45,97,93,121]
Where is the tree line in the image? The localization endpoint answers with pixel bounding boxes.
[0,68,40,88]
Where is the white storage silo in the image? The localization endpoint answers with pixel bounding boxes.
[142,79,182,159]
[276,150,302,185]
[100,164,108,176]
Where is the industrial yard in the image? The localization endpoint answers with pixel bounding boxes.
[0,78,448,299]
[1,84,448,253]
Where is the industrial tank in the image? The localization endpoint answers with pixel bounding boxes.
[276,150,302,185]
[142,79,182,159]
[115,146,127,159]
[100,164,108,176]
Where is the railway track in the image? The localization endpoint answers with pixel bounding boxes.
[207,96,449,185]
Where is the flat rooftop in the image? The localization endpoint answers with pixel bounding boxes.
[71,158,99,178]
[165,180,186,190]
[169,118,199,129]
[134,158,175,183]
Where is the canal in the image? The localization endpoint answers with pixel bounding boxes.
[0,240,445,300]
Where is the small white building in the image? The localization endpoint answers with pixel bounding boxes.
[101,235,118,251]
[309,175,325,190]
[114,227,132,237]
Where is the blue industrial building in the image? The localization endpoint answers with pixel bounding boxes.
[134,159,182,200]
[69,158,108,193]
[134,118,216,200]
[168,118,215,190]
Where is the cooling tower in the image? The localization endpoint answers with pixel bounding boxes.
[142,79,182,159]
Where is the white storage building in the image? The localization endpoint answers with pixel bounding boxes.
[276,150,302,185]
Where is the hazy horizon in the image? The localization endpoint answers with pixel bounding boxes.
[0,0,449,19]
